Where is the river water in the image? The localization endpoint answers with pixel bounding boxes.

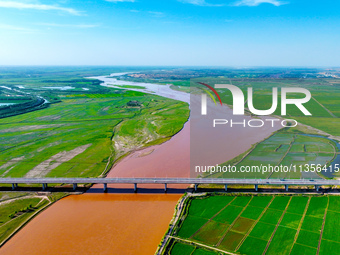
[0,74,280,254]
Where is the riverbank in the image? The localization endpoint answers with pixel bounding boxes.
[0,192,67,247]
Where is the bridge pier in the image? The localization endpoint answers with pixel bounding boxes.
[103,183,107,192]
[315,185,320,192]
[134,183,137,192]
[42,183,47,191]
[225,184,228,191]
[255,184,258,192]
[164,183,167,192]
[285,185,289,192]
[194,184,198,192]
[11,183,18,190]
[73,183,77,191]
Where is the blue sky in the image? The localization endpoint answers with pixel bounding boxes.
[0,0,339,66]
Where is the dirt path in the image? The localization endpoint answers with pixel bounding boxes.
[288,197,311,254]
[171,236,236,255]
[317,196,329,255]
[0,195,46,207]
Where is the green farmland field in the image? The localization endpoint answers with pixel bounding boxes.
[165,194,340,255]
[209,131,338,179]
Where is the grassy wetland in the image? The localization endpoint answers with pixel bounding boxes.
[0,68,189,179]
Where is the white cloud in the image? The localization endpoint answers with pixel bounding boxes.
[232,0,287,7]
[148,11,165,18]
[36,23,99,28]
[105,0,135,2]
[0,23,35,32]
[0,1,82,15]
[178,0,224,7]
[129,10,165,18]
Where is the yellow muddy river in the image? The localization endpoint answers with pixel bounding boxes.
[0,193,181,255]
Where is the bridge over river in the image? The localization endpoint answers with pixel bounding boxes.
[1,177,339,192]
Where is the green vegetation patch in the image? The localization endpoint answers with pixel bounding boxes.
[266,226,297,255]
[177,215,208,239]
[319,239,340,255]
[170,242,195,254]
[301,215,324,233]
[115,85,146,89]
[188,196,234,219]
[269,196,291,211]
[286,196,309,215]
[0,192,28,202]
[306,197,328,218]
[248,196,273,208]
[290,244,317,255]
[295,117,340,137]
[296,229,320,249]
[260,208,283,225]
[241,205,265,220]
[249,221,276,241]
[280,212,303,229]
[192,248,218,255]
[323,211,340,243]
[193,220,229,245]
[230,196,252,207]
[238,236,268,255]
[213,205,243,225]
[218,231,244,251]
[231,217,255,234]
[328,196,340,212]
[0,197,41,224]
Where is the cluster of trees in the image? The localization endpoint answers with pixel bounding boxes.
[0,97,47,118]
[0,95,32,101]
[127,100,142,107]
[9,204,33,219]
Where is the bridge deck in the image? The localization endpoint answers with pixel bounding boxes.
[0,178,338,186]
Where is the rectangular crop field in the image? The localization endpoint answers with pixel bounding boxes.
[168,195,340,255]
